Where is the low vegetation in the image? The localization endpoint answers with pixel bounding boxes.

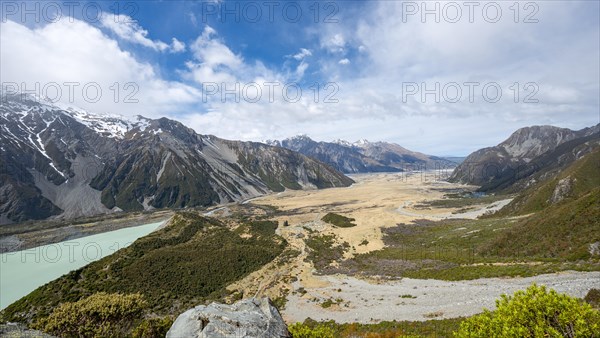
[289,317,464,337]
[481,188,600,261]
[335,206,599,280]
[455,284,600,337]
[334,150,600,280]
[290,285,600,337]
[1,212,287,336]
[35,293,154,337]
[414,193,509,210]
[304,234,350,272]
[585,289,600,309]
[321,212,357,228]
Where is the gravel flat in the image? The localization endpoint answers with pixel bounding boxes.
[283,271,600,323]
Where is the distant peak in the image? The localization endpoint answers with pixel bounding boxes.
[333,139,352,146]
[354,139,370,146]
[284,134,314,143]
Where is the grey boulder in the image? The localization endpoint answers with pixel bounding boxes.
[166,297,291,338]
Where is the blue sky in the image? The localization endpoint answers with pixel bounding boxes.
[1,0,599,155]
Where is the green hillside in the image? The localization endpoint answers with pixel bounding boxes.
[1,212,287,334]
[493,148,600,217]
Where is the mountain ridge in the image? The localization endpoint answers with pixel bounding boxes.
[265,135,456,174]
[0,95,353,225]
[448,123,600,191]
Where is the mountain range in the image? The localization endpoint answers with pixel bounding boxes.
[3,93,597,226]
[0,95,353,225]
[449,124,600,192]
[266,135,456,173]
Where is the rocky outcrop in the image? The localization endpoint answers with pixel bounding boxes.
[589,242,600,257]
[0,323,56,338]
[166,297,291,338]
[549,176,575,204]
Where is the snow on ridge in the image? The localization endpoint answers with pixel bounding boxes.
[353,139,371,147]
[332,139,352,147]
[52,102,150,139]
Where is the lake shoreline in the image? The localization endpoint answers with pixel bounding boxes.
[0,211,173,254]
[0,220,166,310]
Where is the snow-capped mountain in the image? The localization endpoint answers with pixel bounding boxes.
[266,135,456,174]
[0,95,353,225]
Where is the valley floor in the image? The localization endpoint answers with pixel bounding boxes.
[283,271,600,323]
[213,172,600,324]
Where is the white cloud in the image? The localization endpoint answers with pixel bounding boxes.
[100,13,185,53]
[290,1,599,154]
[0,19,199,117]
[323,33,346,53]
[295,61,309,78]
[190,26,243,68]
[2,2,597,156]
[189,13,198,27]
[291,48,312,60]
[171,38,186,53]
[176,3,598,155]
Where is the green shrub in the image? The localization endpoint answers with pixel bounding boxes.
[36,293,147,337]
[320,299,335,308]
[585,289,600,309]
[321,213,357,228]
[454,284,600,337]
[272,296,288,310]
[304,234,349,272]
[289,318,463,337]
[132,316,173,338]
[289,322,335,338]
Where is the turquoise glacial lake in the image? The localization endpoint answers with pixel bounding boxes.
[0,221,164,310]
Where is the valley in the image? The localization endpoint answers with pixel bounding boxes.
[214,172,599,324]
[2,2,599,335]
[2,142,598,336]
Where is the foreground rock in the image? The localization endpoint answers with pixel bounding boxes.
[166,297,291,338]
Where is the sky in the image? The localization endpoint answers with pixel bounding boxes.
[1,0,599,156]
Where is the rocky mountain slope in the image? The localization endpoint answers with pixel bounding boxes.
[0,95,352,225]
[492,147,600,218]
[448,124,600,192]
[482,148,600,260]
[266,135,456,173]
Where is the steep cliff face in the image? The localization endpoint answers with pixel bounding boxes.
[267,135,455,173]
[448,124,600,191]
[0,95,353,224]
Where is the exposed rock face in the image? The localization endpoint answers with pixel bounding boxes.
[167,297,291,338]
[590,242,600,257]
[1,94,353,224]
[549,176,575,204]
[267,135,456,173]
[448,124,600,192]
[0,323,56,338]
